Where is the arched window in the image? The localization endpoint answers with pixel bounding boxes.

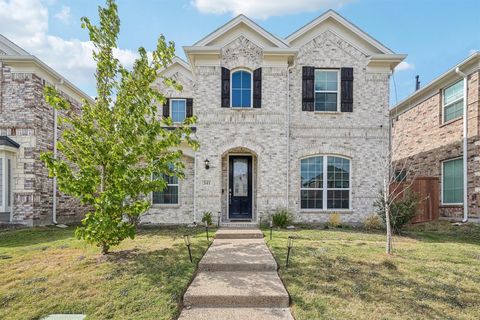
[300,155,350,210]
[231,70,252,108]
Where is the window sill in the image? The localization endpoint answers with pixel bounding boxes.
[300,209,353,214]
[313,111,342,115]
[440,204,463,208]
[439,116,462,128]
[230,107,254,110]
[151,204,181,208]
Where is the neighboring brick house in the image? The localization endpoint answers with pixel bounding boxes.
[391,53,480,220]
[0,34,93,226]
[142,10,406,226]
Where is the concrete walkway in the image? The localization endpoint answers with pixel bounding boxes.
[178,228,293,320]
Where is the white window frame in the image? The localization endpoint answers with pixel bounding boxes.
[441,157,463,205]
[170,98,187,124]
[314,69,340,112]
[442,79,464,123]
[230,69,253,109]
[0,153,14,215]
[151,173,180,206]
[300,155,352,211]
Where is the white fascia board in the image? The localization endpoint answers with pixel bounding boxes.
[0,34,29,55]
[391,52,480,117]
[367,54,407,70]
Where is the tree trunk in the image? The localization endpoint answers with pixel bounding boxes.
[101,242,109,255]
[385,188,392,255]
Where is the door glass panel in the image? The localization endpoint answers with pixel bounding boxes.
[233,158,248,197]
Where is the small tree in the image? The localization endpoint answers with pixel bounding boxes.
[376,108,421,254]
[41,0,198,254]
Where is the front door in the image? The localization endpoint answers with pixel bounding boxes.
[228,156,253,220]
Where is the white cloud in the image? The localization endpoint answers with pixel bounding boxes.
[0,0,140,96]
[395,61,415,72]
[192,0,354,19]
[54,5,71,24]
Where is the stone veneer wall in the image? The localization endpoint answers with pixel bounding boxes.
[0,65,86,226]
[392,70,480,218]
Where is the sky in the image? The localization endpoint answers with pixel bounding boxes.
[1,0,479,106]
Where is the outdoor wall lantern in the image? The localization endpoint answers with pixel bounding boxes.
[204,158,210,170]
[286,235,295,268]
[183,234,193,263]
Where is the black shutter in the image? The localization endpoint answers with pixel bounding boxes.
[221,67,230,108]
[186,98,193,117]
[253,68,262,108]
[341,67,353,112]
[302,66,315,111]
[163,98,170,117]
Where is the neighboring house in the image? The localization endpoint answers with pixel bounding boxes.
[391,53,480,220]
[143,10,406,226]
[0,34,93,226]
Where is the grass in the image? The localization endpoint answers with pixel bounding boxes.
[264,221,480,320]
[0,226,212,320]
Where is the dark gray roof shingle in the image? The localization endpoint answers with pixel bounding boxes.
[0,136,20,148]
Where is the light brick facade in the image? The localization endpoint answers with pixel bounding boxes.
[1,12,405,227]
[143,12,403,225]
[391,54,480,219]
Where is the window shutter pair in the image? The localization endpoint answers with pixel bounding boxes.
[221,67,262,108]
[301,66,354,112]
[162,98,194,118]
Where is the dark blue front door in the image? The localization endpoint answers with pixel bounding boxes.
[229,156,253,219]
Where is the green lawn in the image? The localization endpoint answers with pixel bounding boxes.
[0,226,211,320]
[265,221,480,320]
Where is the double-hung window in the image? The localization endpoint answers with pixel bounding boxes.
[300,155,350,210]
[231,70,252,108]
[443,80,464,123]
[152,172,179,205]
[170,99,187,123]
[442,158,463,204]
[314,69,339,112]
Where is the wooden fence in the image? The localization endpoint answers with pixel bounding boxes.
[390,177,439,223]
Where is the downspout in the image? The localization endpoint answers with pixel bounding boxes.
[0,61,3,112]
[455,67,468,223]
[286,58,296,210]
[193,151,197,223]
[52,80,64,225]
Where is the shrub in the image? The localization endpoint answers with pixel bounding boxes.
[201,211,213,226]
[363,214,384,231]
[271,208,292,228]
[374,189,420,233]
[327,212,342,228]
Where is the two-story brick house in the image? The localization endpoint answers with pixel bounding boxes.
[391,53,480,221]
[0,34,92,226]
[142,10,406,226]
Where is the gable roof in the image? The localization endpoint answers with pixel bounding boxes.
[194,14,289,48]
[285,10,394,54]
[391,52,480,117]
[0,34,93,103]
[0,34,29,55]
[158,56,193,80]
